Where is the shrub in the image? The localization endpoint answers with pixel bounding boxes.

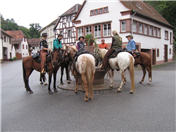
[13,57,17,60]
[9,58,13,61]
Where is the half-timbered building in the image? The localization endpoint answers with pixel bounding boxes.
[54,4,81,46]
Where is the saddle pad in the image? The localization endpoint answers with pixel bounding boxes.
[33,55,51,63]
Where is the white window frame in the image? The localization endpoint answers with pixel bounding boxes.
[100,8,103,13]
[91,10,94,15]
[104,7,108,12]
[103,23,111,37]
[157,29,160,37]
[94,25,101,38]
[153,27,156,36]
[139,23,142,33]
[95,9,98,15]
[132,21,136,32]
[85,26,91,35]
[165,31,168,39]
[121,21,126,32]
[149,26,152,36]
[77,28,83,38]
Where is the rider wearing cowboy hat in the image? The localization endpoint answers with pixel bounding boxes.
[126,34,136,53]
[77,36,85,51]
[40,33,51,74]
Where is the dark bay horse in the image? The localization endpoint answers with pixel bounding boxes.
[22,48,62,94]
[133,52,152,84]
[60,51,72,85]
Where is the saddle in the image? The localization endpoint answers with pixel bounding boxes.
[109,48,126,58]
[32,52,51,63]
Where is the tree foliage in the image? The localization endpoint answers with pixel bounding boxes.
[1,14,42,38]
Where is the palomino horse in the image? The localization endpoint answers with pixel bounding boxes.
[22,48,62,94]
[133,52,152,84]
[65,46,95,101]
[98,49,135,93]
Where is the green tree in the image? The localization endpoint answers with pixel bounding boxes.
[28,23,42,38]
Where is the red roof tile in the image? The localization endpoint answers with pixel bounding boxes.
[6,30,26,39]
[1,28,13,38]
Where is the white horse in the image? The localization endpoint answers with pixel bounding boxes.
[65,46,95,101]
[98,49,135,93]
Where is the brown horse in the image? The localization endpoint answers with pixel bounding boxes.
[65,46,95,101]
[22,48,62,94]
[133,52,152,84]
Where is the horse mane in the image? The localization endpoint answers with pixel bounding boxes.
[70,46,78,52]
[99,49,108,59]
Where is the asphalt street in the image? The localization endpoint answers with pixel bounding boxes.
[1,60,175,131]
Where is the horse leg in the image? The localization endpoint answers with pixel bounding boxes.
[60,66,64,85]
[81,74,89,102]
[109,69,114,88]
[43,73,47,85]
[146,65,152,85]
[75,72,79,93]
[139,64,146,84]
[25,69,34,94]
[124,69,127,84]
[68,64,72,81]
[40,73,43,84]
[66,66,71,84]
[53,71,58,92]
[48,71,53,94]
[117,70,125,93]
[82,81,85,92]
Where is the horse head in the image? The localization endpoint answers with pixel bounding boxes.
[52,47,62,66]
[133,51,140,58]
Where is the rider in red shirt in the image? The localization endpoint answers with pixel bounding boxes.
[99,39,109,49]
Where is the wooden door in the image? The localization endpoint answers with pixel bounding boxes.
[164,45,168,62]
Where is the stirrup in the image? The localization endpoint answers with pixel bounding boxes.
[41,68,46,74]
[99,64,103,68]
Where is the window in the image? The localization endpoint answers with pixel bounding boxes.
[149,26,152,36]
[104,7,108,12]
[157,49,159,57]
[26,45,28,49]
[9,38,11,44]
[157,29,160,37]
[4,36,6,42]
[94,25,101,37]
[70,15,73,21]
[60,31,63,34]
[68,30,71,37]
[153,28,156,36]
[95,9,98,14]
[100,8,103,13]
[23,44,24,49]
[132,21,136,32]
[169,48,171,54]
[103,23,111,36]
[165,31,168,39]
[77,28,83,38]
[121,21,126,32]
[144,25,148,35]
[91,10,94,15]
[85,26,91,35]
[170,32,173,43]
[7,37,8,42]
[67,16,70,22]
[139,23,143,33]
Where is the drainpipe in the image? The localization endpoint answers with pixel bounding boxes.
[131,10,137,36]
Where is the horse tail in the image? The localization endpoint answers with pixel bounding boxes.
[129,55,135,92]
[22,60,26,87]
[86,59,95,99]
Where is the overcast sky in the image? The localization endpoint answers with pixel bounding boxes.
[0,0,84,28]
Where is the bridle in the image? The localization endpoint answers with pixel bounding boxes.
[132,52,140,58]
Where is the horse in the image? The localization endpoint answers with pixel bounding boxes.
[60,51,72,85]
[39,73,47,85]
[22,47,62,94]
[98,49,135,93]
[65,46,95,101]
[132,51,152,84]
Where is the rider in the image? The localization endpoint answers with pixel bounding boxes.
[126,34,136,54]
[53,34,64,50]
[77,36,85,51]
[99,39,109,49]
[40,33,51,74]
[100,30,122,70]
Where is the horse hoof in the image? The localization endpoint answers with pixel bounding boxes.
[84,98,89,102]
[67,82,71,84]
[60,82,64,85]
[44,83,48,85]
[117,90,121,93]
[54,89,58,92]
[130,91,133,94]
[40,82,43,85]
[147,82,150,85]
[75,91,78,94]
[82,90,85,93]
[109,86,114,88]
[29,90,33,94]
[48,91,53,94]
[139,81,143,84]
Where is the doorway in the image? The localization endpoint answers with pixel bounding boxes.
[164,45,168,62]
[152,49,156,65]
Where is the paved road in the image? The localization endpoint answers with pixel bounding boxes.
[1,60,175,131]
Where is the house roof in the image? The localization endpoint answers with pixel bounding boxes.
[54,3,82,30]
[27,38,40,47]
[6,30,26,39]
[39,18,58,33]
[1,28,13,38]
[61,4,82,17]
[73,1,174,28]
